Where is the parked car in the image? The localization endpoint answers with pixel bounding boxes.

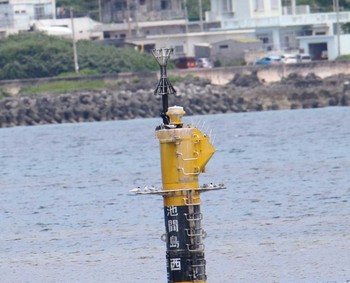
[174,56,196,69]
[296,54,312,63]
[281,54,298,64]
[255,55,281,65]
[196,57,213,68]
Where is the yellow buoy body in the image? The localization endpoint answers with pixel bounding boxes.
[155,106,215,283]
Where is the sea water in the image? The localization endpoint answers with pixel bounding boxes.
[0,107,349,283]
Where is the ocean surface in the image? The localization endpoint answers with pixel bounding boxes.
[0,107,349,283]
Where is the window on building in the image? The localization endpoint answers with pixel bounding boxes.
[115,1,127,11]
[174,45,184,54]
[284,36,289,46]
[222,0,233,12]
[34,4,44,19]
[161,0,171,10]
[139,0,145,5]
[254,0,265,12]
[219,45,229,49]
[271,0,279,10]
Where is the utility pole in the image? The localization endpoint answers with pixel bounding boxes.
[184,0,189,33]
[52,0,56,19]
[126,0,131,38]
[134,0,140,37]
[70,7,79,73]
[335,0,341,57]
[98,0,102,22]
[291,0,296,15]
[198,0,204,32]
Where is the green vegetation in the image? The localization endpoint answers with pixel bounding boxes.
[19,79,106,95]
[76,39,158,74]
[168,75,186,84]
[57,68,99,77]
[342,22,350,33]
[337,54,350,60]
[0,32,159,81]
[295,0,350,11]
[186,0,211,21]
[0,87,11,99]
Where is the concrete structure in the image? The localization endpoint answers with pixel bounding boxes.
[90,1,254,61]
[210,38,263,65]
[206,0,350,60]
[0,0,55,37]
[95,19,187,41]
[129,29,257,59]
[100,0,185,23]
[2,60,350,93]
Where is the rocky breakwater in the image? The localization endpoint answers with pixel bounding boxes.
[1,73,350,128]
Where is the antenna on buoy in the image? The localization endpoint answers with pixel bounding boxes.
[152,48,176,125]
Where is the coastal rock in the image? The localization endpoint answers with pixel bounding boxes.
[0,73,349,128]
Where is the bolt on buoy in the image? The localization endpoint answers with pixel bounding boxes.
[131,47,225,283]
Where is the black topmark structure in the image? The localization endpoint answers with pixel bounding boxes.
[132,47,225,283]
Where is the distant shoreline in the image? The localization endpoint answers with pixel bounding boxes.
[1,72,350,128]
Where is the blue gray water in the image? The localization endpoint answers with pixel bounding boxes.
[1,107,349,283]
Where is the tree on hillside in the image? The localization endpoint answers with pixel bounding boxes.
[0,33,72,80]
[0,32,158,80]
[186,0,211,21]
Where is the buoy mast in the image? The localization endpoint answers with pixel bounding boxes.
[133,47,224,283]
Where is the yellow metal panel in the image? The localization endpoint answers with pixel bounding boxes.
[156,126,215,190]
[192,128,215,173]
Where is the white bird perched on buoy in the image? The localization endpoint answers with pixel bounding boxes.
[129,187,141,193]
[149,185,157,192]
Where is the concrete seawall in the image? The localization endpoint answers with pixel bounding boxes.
[172,60,350,85]
[1,60,350,95]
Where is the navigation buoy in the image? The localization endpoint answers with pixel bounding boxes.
[132,47,225,283]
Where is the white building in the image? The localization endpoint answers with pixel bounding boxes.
[0,0,55,37]
[206,0,350,60]
[0,0,102,41]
